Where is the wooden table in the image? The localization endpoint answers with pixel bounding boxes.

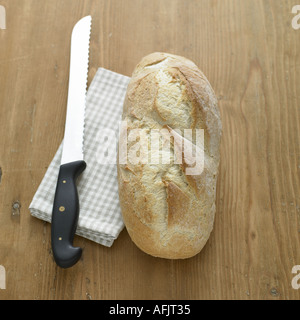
[0,0,300,300]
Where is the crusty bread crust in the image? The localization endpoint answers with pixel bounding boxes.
[117,52,222,259]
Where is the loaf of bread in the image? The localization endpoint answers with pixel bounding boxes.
[117,52,222,259]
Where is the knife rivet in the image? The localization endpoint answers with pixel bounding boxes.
[63,180,67,184]
[58,237,62,241]
[59,206,65,212]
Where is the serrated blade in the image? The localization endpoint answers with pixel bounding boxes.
[61,15,91,165]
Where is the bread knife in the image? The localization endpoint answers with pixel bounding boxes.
[51,16,91,268]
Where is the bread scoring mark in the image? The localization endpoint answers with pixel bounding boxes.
[155,68,193,129]
[144,57,169,69]
[164,180,189,227]
[174,66,222,160]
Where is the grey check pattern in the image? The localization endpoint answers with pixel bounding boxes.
[29,68,130,247]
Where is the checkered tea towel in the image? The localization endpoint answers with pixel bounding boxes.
[29,68,130,247]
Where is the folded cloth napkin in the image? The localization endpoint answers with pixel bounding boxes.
[29,67,130,247]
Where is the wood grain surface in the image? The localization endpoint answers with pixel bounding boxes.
[0,0,300,300]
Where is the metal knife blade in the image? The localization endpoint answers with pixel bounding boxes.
[61,15,91,165]
[51,16,91,269]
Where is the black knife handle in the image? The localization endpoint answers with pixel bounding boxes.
[51,160,86,268]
